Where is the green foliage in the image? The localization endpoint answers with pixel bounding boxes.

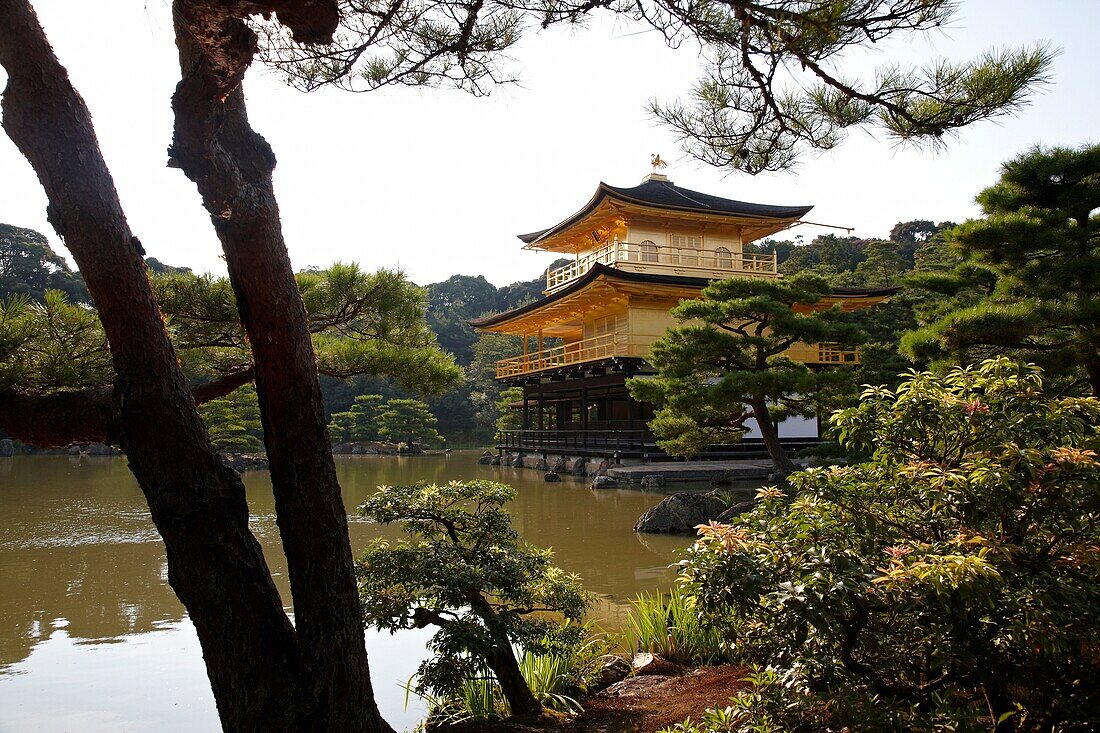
[494,387,523,434]
[628,273,864,470]
[675,359,1100,732]
[199,384,263,453]
[0,223,88,304]
[377,397,443,447]
[904,144,1100,394]
[627,585,728,666]
[3,261,460,417]
[0,290,109,391]
[260,1,1050,174]
[404,647,587,725]
[357,480,592,715]
[327,393,384,443]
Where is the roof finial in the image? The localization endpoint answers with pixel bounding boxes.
[644,154,671,184]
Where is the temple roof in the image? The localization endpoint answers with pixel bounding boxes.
[519,178,814,248]
[468,264,899,330]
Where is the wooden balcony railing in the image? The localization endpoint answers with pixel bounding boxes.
[495,332,648,379]
[783,342,860,365]
[496,337,859,379]
[545,241,778,292]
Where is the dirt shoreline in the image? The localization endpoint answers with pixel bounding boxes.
[440,665,750,733]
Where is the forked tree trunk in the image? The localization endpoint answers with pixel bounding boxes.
[169,5,388,731]
[750,394,796,477]
[0,2,306,730]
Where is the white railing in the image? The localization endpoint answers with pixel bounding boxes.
[495,332,648,379]
[545,241,778,292]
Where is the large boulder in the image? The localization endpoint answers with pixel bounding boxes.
[510,454,525,468]
[592,655,632,691]
[533,457,548,471]
[0,439,13,457]
[83,442,118,456]
[477,450,494,465]
[550,456,568,473]
[570,458,587,477]
[634,491,727,534]
[544,472,562,483]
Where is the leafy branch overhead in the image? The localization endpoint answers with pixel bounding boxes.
[0,262,462,446]
[256,0,1055,173]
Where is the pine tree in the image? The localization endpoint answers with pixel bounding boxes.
[328,394,384,444]
[200,385,263,453]
[904,144,1100,395]
[378,398,443,447]
[628,273,864,475]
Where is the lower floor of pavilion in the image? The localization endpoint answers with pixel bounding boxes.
[497,359,822,461]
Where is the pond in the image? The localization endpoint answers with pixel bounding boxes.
[0,451,717,732]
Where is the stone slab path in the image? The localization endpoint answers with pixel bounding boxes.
[606,460,773,482]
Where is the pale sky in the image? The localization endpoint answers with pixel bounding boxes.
[1,1,1097,287]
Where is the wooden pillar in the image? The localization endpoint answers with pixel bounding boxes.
[522,387,530,432]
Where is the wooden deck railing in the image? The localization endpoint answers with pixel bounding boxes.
[495,332,648,379]
[783,342,860,365]
[496,336,859,379]
[545,241,778,292]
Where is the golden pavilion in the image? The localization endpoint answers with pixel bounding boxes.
[470,172,896,462]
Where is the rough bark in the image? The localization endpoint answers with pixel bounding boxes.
[169,3,388,730]
[0,386,117,447]
[750,394,796,477]
[487,642,542,716]
[0,366,256,448]
[0,2,303,730]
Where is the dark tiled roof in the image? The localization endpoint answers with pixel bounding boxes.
[518,179,813,246]
[468,265,898,328]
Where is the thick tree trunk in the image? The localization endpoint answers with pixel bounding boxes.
[169,4,388,731]
[487,642,541,717]
[750,394,796,477]
[0,3,304,730]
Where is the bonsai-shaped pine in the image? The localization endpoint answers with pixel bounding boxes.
[377,397,443,448]
[628,273,864,475]
[199,384,263,453]
[357,480,591,718]
[677,359,1100,732]
[327,394,384,444]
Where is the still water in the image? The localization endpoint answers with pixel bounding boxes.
[0,452,695,732]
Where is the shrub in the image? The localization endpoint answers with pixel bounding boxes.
[357,480,592,718]
[676,359,1100,732]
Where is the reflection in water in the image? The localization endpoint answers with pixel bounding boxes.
[0,453,693,731]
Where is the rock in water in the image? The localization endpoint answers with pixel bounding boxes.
[477,451,494,465]
[590,475,619,490]
[533,457,548,471]
[84,442,118,456]
[0,439,13,457]
[544,472,562,483]
[570,458,587,476]
[640,474,666,489]
[634,491,727,534]
[550,456,568,473]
